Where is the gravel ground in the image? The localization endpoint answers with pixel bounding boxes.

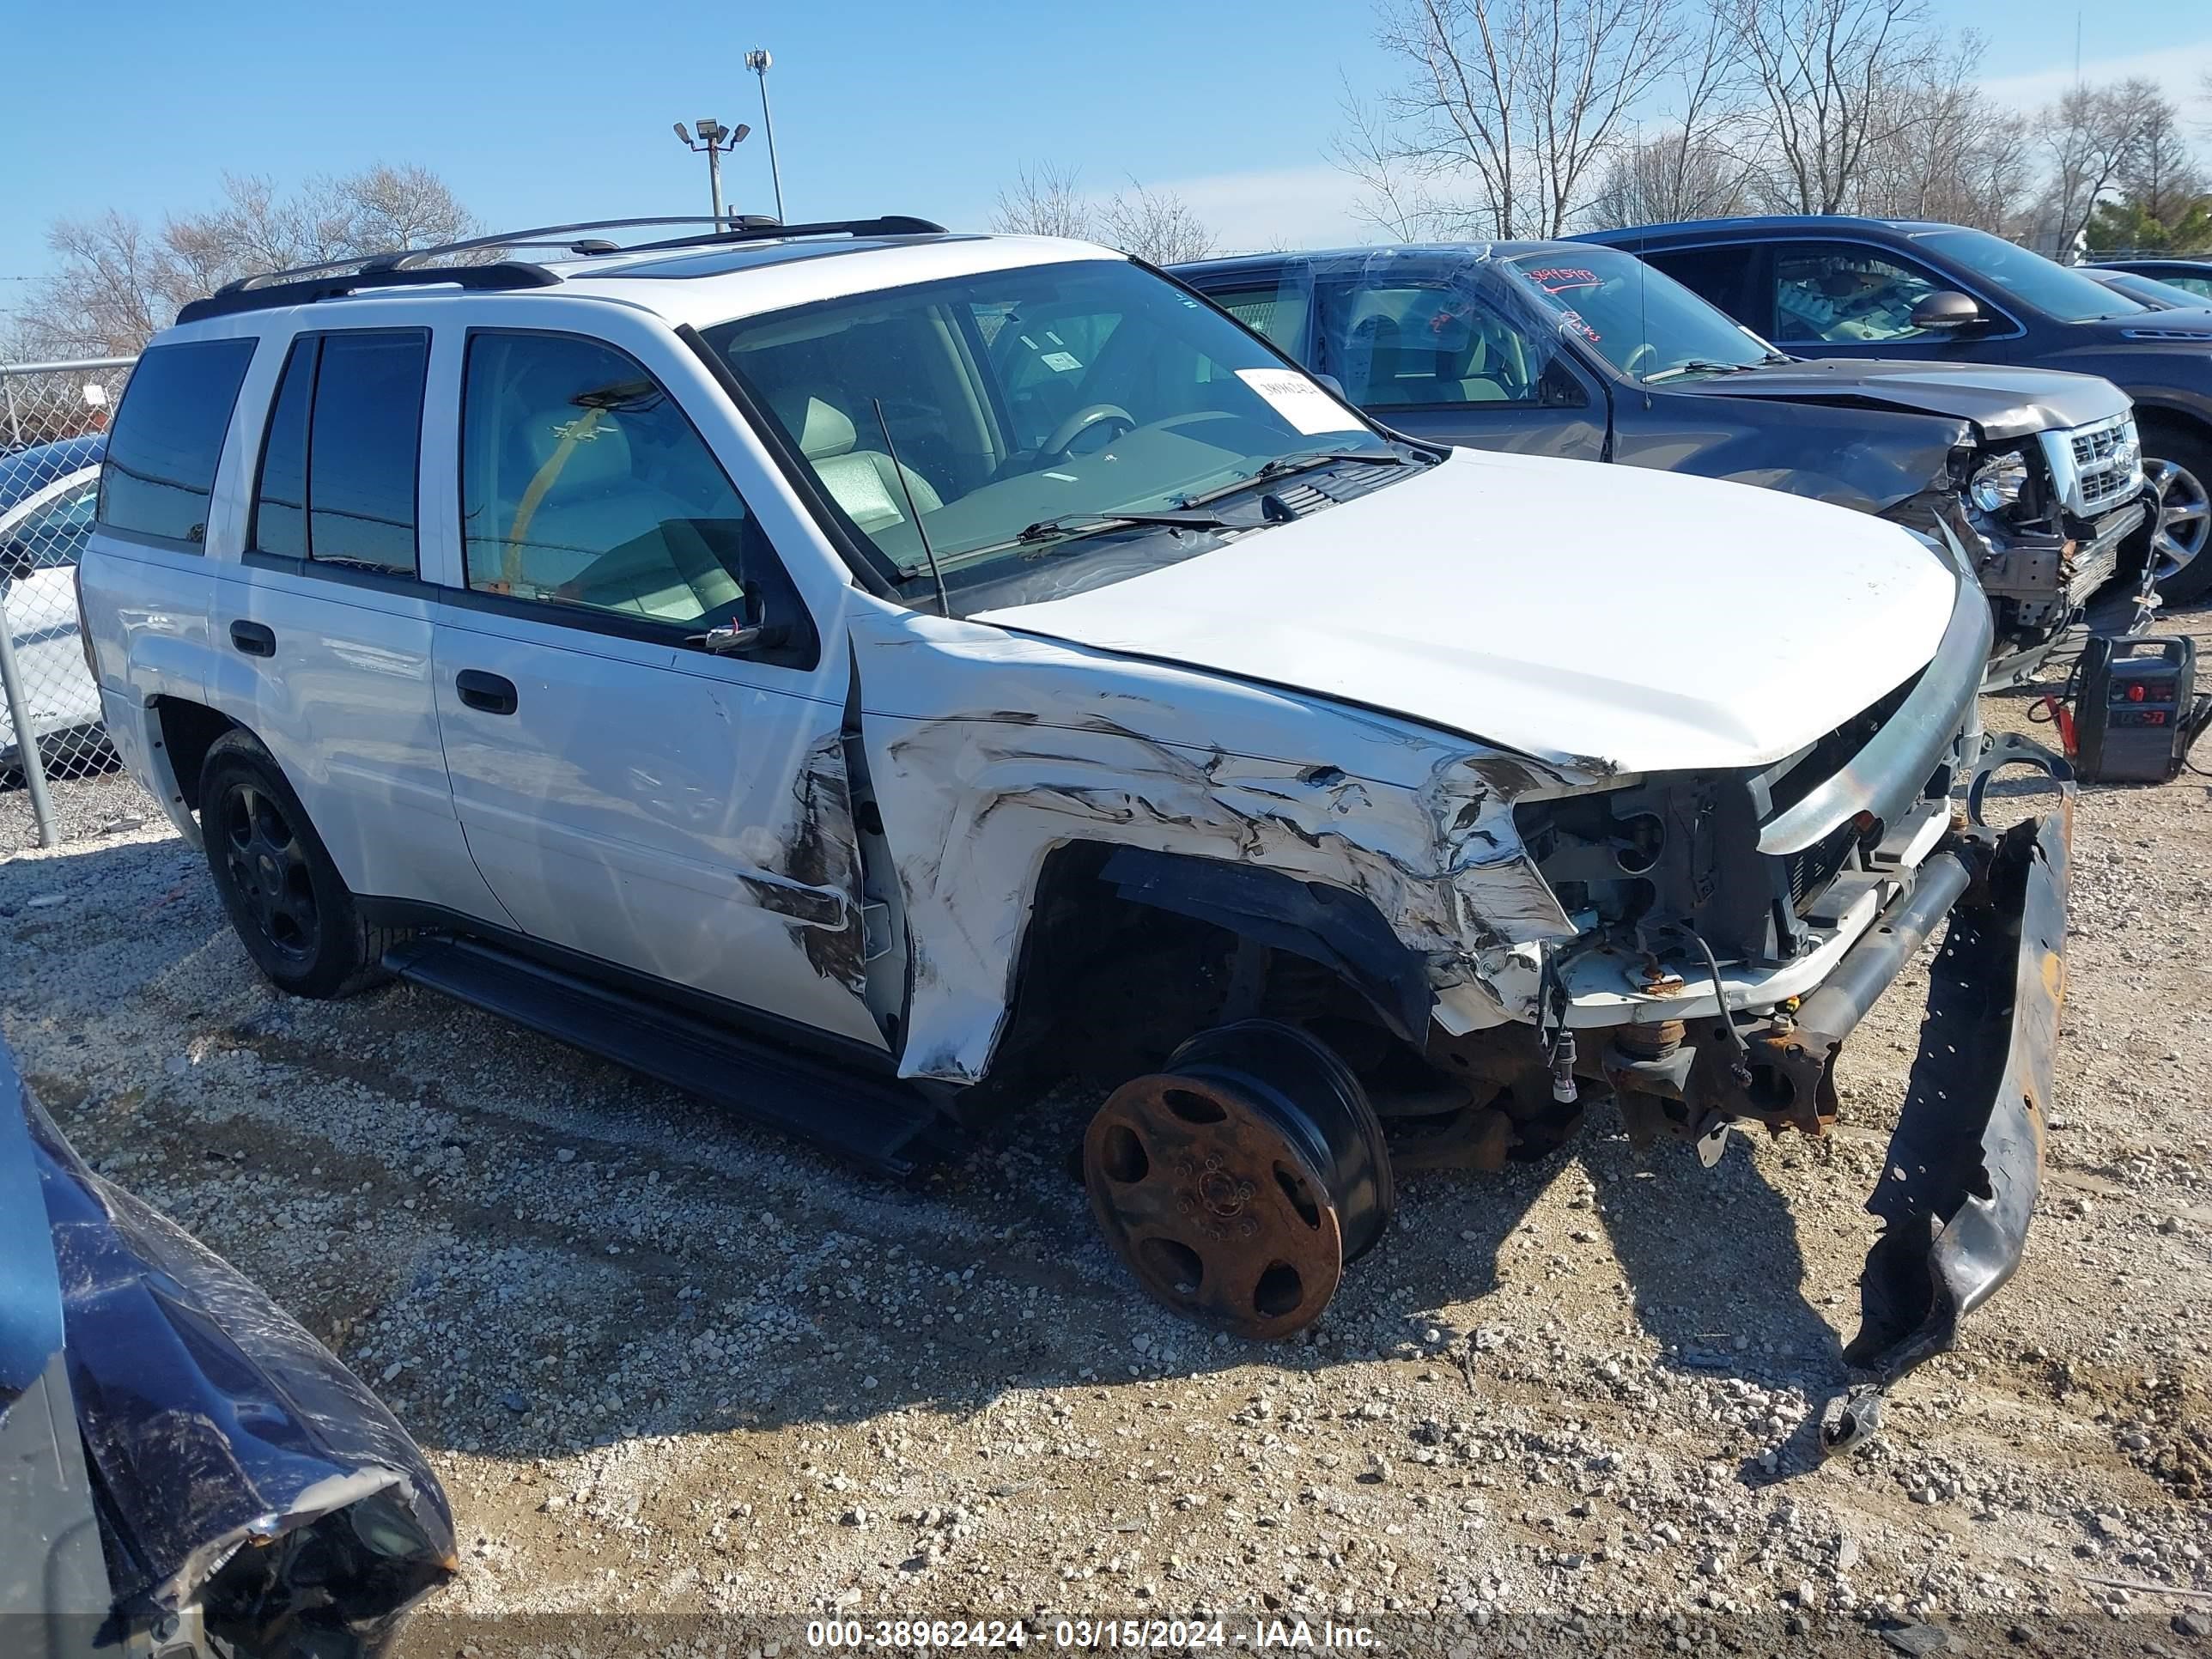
[5,613,2210,1659]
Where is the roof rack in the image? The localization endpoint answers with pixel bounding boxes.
[173,215,951,325]
[174,262,561,325]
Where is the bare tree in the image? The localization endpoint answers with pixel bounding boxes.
[1333,83,1453,239]
[1097,183,1217,265]
[2118,97,2204,228]
[1361,0,1688,239]
[2037,78,2168,257]
[1581,9,1755,229]
[991,162,1091,240]
[1731,0,1942,215]
[340,163,477,251]
[18,167,483,358]
[1851,36,2030,232]
[29,213,175,358]
[989,165,1216,264]
[1584,130,1753,228]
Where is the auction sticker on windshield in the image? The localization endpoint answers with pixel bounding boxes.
[1526,265,1601,294]
[1235,368,1364,435]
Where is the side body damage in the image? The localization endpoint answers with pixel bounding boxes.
[848,608,1587,1088]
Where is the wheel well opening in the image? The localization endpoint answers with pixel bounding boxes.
[969,842,1428,1127]
[155,699,241,813]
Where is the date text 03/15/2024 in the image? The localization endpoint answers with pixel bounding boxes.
[803,1620,1379,1650]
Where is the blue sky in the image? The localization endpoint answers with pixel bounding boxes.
[3,0,2210,304]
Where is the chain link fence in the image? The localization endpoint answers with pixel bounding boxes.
[3,356,137,849]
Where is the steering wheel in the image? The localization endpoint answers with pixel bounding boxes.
[1621,341,1656,378]
[1040,403,1135,460]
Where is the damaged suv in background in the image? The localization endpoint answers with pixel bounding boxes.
[1175,243,2155,686]
[78,216,2072,1450]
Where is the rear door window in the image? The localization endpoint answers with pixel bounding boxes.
[249,330,428,575]
[1641,245,1761,322]
[1203,280,1314,356]
[1321,283,1577,409]
[98,338,256,546]
[309,334,427,574]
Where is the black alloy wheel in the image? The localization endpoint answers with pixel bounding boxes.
[218,779,321,965]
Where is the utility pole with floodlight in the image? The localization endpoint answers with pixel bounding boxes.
[744,49,785,224]
[672,118,750,228]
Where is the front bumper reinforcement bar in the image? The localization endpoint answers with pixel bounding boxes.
[1816,737,2072,1453]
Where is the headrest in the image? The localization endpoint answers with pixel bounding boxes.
[771,392,858,459]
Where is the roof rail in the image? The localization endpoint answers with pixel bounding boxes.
[607,215,949,255]
[173,262,562,325]
[185,214,951,309]
[171,215,950,326]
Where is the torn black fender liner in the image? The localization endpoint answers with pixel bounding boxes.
[1821,799,2070,1454]
[1098,846,1434,1040]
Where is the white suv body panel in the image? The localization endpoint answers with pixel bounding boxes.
[76,231,1982,1094]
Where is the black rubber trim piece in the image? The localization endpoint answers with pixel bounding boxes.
[177,262,561,325]
[382,936,942,1175]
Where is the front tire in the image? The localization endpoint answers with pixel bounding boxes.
[199,730,397,998]
[1082,1020,1393,1340]
[2144,427,2212,606]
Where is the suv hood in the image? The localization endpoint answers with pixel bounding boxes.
[1685,357,2130,440]
[975,448,1958,775]
[2080,305,2212,347]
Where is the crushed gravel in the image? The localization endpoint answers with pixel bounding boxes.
[4,612,2209,1657]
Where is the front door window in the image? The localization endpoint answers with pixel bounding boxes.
[460,331,766,628]
[1771,245,1948,345]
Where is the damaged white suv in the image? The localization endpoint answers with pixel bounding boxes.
[79,216,2070,1447]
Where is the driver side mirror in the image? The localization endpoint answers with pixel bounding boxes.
[1310,373,1348,400]
[1909,290,1986,331]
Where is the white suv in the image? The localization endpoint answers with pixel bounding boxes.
[78,216,2069,1445]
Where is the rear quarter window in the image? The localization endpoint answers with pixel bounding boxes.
[98,337,257,547]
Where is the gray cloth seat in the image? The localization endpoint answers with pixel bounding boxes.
[485,407,742,622]
[782,396,942,533]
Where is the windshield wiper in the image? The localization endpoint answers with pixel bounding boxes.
[1017,508,1243,544]
[950,507,1247,563]
[1643,359,1761,384]
[1182,447,1418,507]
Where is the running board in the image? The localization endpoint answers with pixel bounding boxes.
[382,937,944,1175]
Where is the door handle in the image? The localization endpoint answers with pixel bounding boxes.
[455,669,518,716]
[229,620,276,657]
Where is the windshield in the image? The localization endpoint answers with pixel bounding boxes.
[1915,228,2146,323]
[702,259,1403,605]
[2100,270,2203,309]
[1505,246,1774,381]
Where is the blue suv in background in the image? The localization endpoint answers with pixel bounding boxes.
[1576,216,2212,603]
